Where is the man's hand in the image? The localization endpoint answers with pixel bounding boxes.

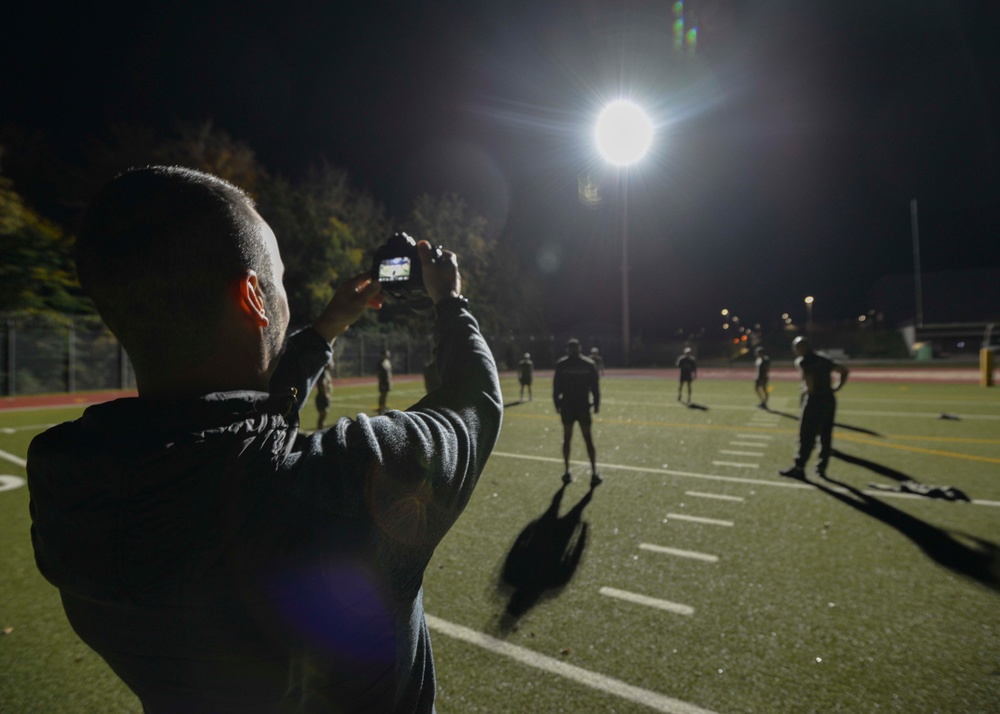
[312,272,383,343]
[419,240,461,305]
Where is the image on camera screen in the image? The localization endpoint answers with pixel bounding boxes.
[378,256,411,282]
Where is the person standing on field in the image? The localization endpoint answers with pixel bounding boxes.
[553,338,601,487]
[315,361,333,429]
[518,352,534,402]
[779,336,849,479]
[676,347,697,403]
[754,347,771,409]
[377,349,392,415]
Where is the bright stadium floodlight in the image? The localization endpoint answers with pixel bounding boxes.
[595,100,653,166]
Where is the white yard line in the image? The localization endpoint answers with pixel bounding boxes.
[664,513,734,527]
[711,460,760,469]
[730,441,770,447]
[599,587,696,617]
[0,423,55,434]
[735,433,774,439]
[0,448,27,468]
[719,449,764,457]
[425,614,717,714]
[685,491,745,502]
[0,475,26,492]
[639,543,719,563]
[492,451,806,489]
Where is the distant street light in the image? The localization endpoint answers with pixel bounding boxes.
[804,296,815,333]
[596,100,653,366]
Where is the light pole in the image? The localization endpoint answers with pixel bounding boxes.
[804,296,814,334]
[595,100,653,366]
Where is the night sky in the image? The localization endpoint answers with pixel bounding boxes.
[2,0,997,338]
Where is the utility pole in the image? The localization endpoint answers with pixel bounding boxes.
[910,198,924,328]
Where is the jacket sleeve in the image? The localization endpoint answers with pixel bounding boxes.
[295,298,502,561]
[591,365,600,411]
[268,328,333,413]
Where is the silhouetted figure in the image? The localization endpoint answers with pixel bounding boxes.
[754,346,770,409]
[553,338,601,486]
[518,352,534,402]
[500,484,594,618]
[676,347,697,403]
[780,336,849,479]
[315,362,333,429]
[377,349,392,414]
[589,347,605,376]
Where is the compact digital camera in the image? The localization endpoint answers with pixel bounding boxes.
[370,232,441,310]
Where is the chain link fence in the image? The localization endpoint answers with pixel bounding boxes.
[0,314,460,397]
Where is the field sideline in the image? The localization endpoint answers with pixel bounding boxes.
[1,372,998,713]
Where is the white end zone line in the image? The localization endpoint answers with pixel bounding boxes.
[640,543,719,563]
[599,587,696,617]
[712,460,759,469]
[719,449,764,457]
[425,614,718,714]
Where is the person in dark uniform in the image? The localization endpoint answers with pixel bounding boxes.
[779,336,849,479]
[589,347,605,376]
[315,361,333,429]
[754,347,771,409]
[553,338,601,487]
[676,347,697,403]
[377,349,392,414]
[518,352,534,402]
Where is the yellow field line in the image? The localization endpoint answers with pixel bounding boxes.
[834,434,1000,465]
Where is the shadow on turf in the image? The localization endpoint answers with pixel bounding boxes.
[686,402,709,411]
[766,407,884,437]
[812,475,1000,593]
[492,484,594,633]
[831,449,911,482]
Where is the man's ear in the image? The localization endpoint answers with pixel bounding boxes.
[238,270,270,327]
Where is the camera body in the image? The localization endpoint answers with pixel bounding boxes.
[370,232,441,310]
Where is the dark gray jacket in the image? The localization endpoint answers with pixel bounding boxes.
[28,298,502,713]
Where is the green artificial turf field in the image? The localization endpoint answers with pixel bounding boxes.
[1,375,998,713]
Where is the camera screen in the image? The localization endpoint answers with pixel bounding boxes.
[378,256,411,282]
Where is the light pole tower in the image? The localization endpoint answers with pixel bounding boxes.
[595,100,653,366]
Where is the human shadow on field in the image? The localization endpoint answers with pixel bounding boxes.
[831,449,913,483]
[767,408,883,437]
[687,402,709,411]
[493,484,594,633]
[831,449,970,500]
[504,400,527,409]
[812,475,1000,593]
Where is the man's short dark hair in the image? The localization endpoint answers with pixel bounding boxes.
[76,166,272,371]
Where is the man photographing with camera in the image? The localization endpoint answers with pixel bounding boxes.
[27,166,502,713]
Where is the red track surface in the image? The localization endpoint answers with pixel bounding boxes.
[1,366,989,412]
